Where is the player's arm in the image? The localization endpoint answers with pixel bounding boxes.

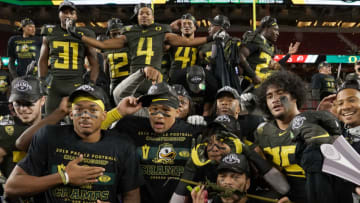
[85,47,99,84]
[0,147,7,163]
[8,57,17,79]
[4,165,63,197]
[238,46,259,84]
[81,35,127,50]
[38,36,50,79]
[16,97,69,151]
[165,33,209,47]
[123,188,140,203]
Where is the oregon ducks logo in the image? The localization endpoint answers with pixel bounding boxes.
[21,44,29,52]
[5,126,14,136]
[153,143,176,164]
[155,26,162,31]
[48,27,53,33]
[98,175,111,183]
[179,151,190,158]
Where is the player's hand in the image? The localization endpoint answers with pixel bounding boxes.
[278,196,291,203]
[356,187,360,195]
[212,29,228,41]
[316,94,337,114]
[170,19,182,32]
[65,154,105,186]
[55,97,71,116]
[116,96,142,116]
[288,42,301,55]
[191,185,208,203]
[252,75,261,85]
[25,60,36,76]
[39,77,49,95]
[144,66,162,84]
[66,18,82,39]
[269,59,281,70]
[240,92,256,112]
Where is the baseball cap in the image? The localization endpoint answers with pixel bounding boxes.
[216,86,240,101]
[186,65,206,93]
[58,0,77,12]
[217,153,250,176]
[106,18,123,36]
[337,79,360,93]
[208,115,240,133]
[131,3,152,20]
[173,84,191,99]
[209,15,230,30]
[181,13,198,28]
[69,84,107,110]
[318,61,331,69]
[18,18,34,31]
[138,83,180,109]
[9,76,42,103]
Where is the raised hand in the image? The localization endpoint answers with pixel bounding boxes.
[288,42,301,55]
[116,96,142,117]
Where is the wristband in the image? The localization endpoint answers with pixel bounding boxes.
[64,170,69,185]
[58,169,67,185]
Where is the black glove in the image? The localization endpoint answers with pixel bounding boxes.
[191,134,212,167]
[66,18,82,39]
[290,110,340,145]
[39,77,49,95]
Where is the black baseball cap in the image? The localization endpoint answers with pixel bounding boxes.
[138,83,180,109]
[69,84,107,106]
[216,86,241,101]
[18,18,34,31]
[58,0,77,12]
[106,18,123,36]
[209,15,230,30]
[337,79,360,93]
[9,76,42,103]
[181,13,198,28]
[217,153,250,176]
[173,84,191,99]
[186,65,206,93]
[318,61,331,69]
[131,3,152,20]
[208,115,240,133]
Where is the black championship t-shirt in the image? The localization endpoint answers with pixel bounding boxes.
[18,125,144,203]
[7,35,42,76]
[0,69,10,102]
[0,115,28,177]
[311,73,336,99]
[114,116,198,203]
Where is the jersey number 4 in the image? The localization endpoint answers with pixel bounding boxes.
[53,41,79,70]
[137,37,154,65]
[174,47,197,69]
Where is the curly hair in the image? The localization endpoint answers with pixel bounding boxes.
[256,71,307,119]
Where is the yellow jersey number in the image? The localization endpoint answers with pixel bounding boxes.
[53,41,79,70]
[263,145,305,178]
[137,37,154,65]
[255,51,272,82]
[174,47,197,69]
[108,53,129,78]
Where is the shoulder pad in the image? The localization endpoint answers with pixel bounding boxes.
[0,115,14,126]
[123,25,133,32]
[40,24,56,36]
[256,122,268,135]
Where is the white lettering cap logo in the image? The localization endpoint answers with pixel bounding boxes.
[190,76,203,84]
[14,80,32,92]
[76,85,94,92]
[223,154,240,165]
[215,115,230,123]
[148,85,158,95]
[292,116,306,129]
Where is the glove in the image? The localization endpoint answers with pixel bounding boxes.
[191,134,212,166]
[240,92,256,112]
[187,115,207,126]
[213,29,228,41]
[290,110,340,144]
[25,60,37,76]
[66,18,82,39]
[39,77,49,95]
